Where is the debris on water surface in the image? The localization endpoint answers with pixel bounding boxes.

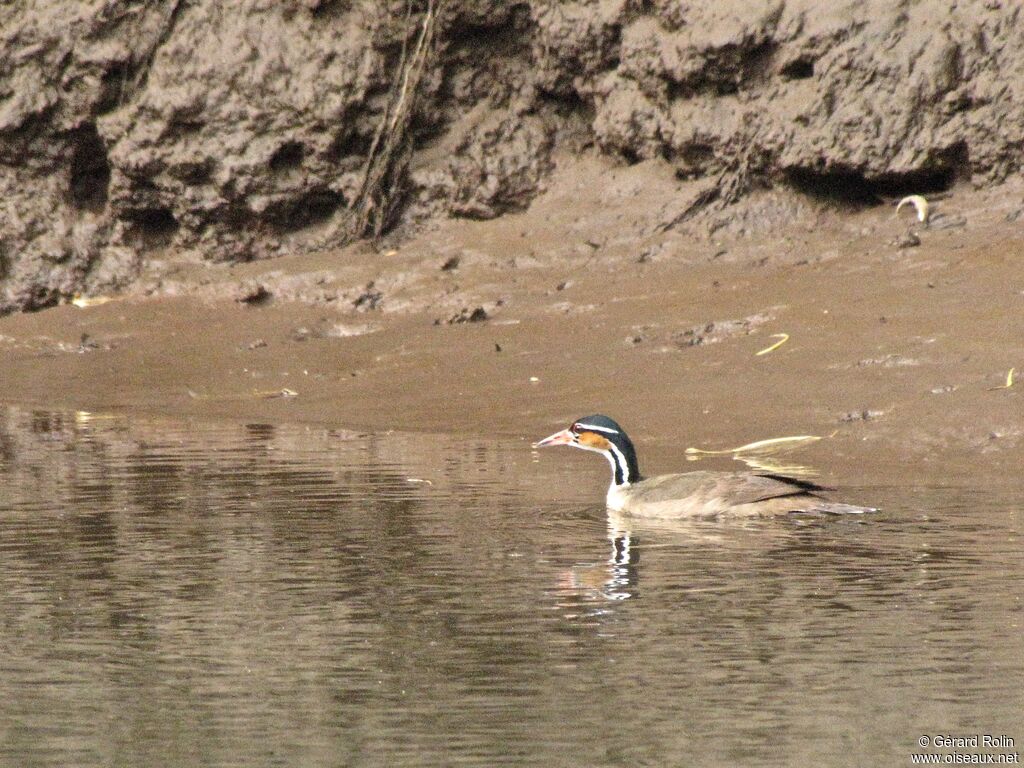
[686,434,823,456]
[986,368,1016,390]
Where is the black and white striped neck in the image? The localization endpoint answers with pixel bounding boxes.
[574,415,641,487]
[603,432,641,487]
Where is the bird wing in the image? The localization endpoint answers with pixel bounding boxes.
[625,471,825,515]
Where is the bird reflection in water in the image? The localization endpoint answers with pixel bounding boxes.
[554,520,641,607]
[553,503,807,614]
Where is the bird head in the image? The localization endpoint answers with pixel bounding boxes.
[534,415,640,486]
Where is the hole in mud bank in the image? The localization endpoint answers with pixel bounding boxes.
[780,57,814,80]
[672,142,716,178]
[667,78,738,100]
[308,0,351,18]
[19,287,62,313]
[172,158,215,186]
[543,88,596,122]
[445,4,532,54]
[269,141,305,172]
[447,22,519,53]
[68,124,111,211]
[783,156,964,205]
[784,168,882,204]
[409,109,448,147]
[220,202,255,230]
[741,41,777,85]
[96,62,130,114]
[123,207,180,249]
[617,146,642,166]
[542,90,596,150]
[264,189,346,232]
[327,129,372,162]
[169,117,205,135]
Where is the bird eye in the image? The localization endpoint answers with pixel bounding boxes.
[570,423,581,434]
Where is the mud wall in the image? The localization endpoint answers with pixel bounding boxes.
[1,0,1021,312]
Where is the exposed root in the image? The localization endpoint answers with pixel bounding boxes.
[348,0,442,241]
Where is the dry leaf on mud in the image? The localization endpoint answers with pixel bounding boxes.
[896,195,930,224]
[71,296,116,308]
[261,388,298,399]
[755,333,789,356]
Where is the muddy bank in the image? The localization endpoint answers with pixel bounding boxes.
[1,155,1023,491]
[3,1,1024,312]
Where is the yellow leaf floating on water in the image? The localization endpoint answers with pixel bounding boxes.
[755,333,789,356]
[685,434,823,456]
[987,367,1016,390]
[734,455,820,477]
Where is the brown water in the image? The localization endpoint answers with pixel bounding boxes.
[0,407,1021,767]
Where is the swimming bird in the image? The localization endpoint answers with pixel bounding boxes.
[534,415,873,517]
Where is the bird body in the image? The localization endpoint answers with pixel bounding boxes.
[536,415,873,517]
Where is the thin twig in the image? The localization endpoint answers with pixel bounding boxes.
[350,0,441,240]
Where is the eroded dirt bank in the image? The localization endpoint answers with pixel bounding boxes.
[1,155,1023,491]
[3,1,1024,313]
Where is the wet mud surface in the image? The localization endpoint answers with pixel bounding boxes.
[1,157,1023,491]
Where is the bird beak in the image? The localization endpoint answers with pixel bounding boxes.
[533,428,575,448]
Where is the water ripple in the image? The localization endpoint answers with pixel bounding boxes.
[0,407,1020,767]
